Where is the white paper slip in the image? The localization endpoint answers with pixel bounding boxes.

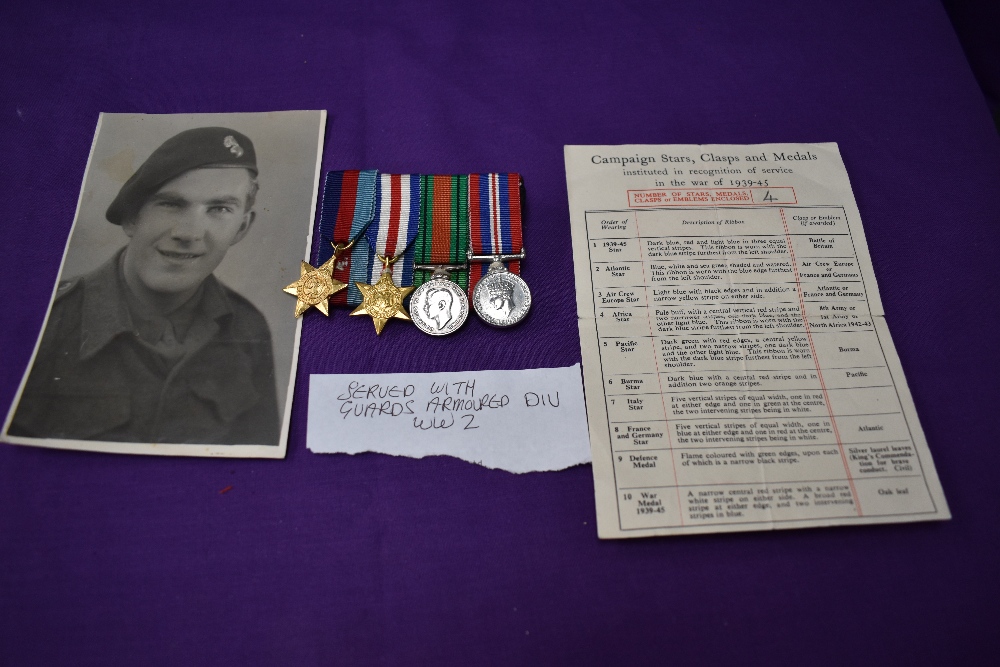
[565,143,950,538]
[307,365,591,473]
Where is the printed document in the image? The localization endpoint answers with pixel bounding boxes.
[565,143,949,538]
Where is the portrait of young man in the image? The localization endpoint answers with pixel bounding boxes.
[2,111,326,457]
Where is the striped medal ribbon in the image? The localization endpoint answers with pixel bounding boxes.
[314,169,378,306]
[362,173,421,287]
[408,175,470,336]
[284,170,376,317]
[467,173,531,327]
[349,174,421,334]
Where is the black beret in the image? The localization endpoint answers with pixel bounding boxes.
[106,126,257,225]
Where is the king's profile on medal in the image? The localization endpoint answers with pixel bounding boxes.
[7,126,281,445]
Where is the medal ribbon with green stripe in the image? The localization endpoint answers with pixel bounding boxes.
[413,174,469,290]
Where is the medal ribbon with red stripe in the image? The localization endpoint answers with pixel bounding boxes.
[468,173,522,294]
[362,173,421,288]
[314,169,377,305]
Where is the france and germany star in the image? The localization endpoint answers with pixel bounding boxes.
[350,271,414,334]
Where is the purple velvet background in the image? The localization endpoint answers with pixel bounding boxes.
[2,1,998,664]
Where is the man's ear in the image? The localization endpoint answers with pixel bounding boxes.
[230,210,256,246]
[121,217,137,238]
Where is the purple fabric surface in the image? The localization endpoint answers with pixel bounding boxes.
[1,1,998,664]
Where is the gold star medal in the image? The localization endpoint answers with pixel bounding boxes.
[283,256,344,317]
[283,241,359,317]
[351,254,415,334]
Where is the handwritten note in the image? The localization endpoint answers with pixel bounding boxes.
[307,365,591,473]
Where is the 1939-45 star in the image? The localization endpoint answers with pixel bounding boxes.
[283,257,345,317]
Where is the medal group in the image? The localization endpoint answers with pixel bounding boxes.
[284,170,531,335]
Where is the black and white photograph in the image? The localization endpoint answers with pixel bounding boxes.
[2,111,326,457]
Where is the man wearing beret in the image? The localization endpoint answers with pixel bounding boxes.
[9,127,280,445]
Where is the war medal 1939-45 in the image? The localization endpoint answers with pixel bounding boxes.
[467,173,531,328]
[409,174,471,336]
[470,251,531,327]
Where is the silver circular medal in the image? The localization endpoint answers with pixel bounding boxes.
[472,263,531,327]
[409,277,469,336]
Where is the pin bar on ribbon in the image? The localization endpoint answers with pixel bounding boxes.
[468,173,523,294]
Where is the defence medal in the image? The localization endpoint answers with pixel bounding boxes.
[350,173,422,334]
[409,174,470,336]
[467,173,531,327]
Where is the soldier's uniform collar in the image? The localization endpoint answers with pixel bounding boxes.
[79,248,235,360]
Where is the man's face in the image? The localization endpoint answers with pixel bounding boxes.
[426,288,454,330]
[121,167,255,296]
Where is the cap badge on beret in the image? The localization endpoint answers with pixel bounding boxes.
[105,126,258,225]
[223,135,244,158]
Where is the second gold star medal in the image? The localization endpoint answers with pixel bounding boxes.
[351,173,421,334]
[409,174,470,336]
